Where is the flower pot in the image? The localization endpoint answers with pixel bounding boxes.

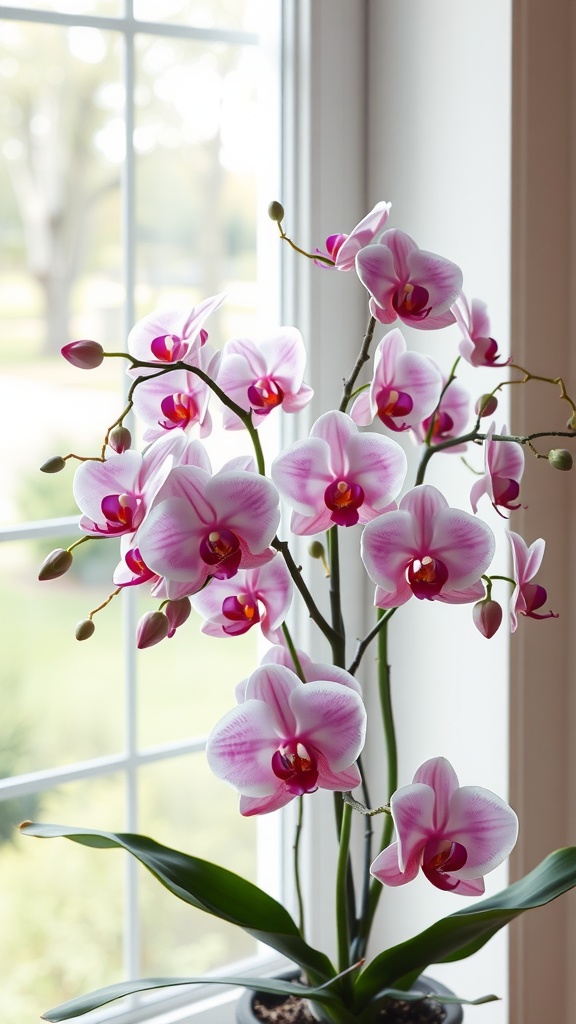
[236,971,464,1024]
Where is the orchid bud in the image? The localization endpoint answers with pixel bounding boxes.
[38,548,73,581]
[308,541,326,560]
[75,619,95,641]
[108,426,132,453]
[40,455,67,474]
[567,411,576,431]
[136,610,170,649]
[268,200,285,223]
[475,394,498,418]
[165,597,192,637]
[548,448,573,471]
[61,340,104,369]
[473,598,503,639]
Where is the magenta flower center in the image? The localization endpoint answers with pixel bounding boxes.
[422,838,468,890]
[199,529,242,580]
[160,392,199,428]
[406,555,449,599]
[221,593,260,635]
[421,409,455,441]
[324,479,365,527]
[271,740,319,796]
[150,334,188,362]
[247,378,284,414]
[100,493,143,533]
[376,387,414,430]
[324,232,347,260]
[392,282,431,321]
[521,583,558,621]
[492,477,521,512]
[124,547,156,583]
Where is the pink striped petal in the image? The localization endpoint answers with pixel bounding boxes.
[244,665,299,737]
[361,510,419,592]
[444,785,519,877]
[291,682,366,771]
[413,757,459,832]
[206,472,280,554]
[271,437,332,515]
[206,699,281,795]
[390,783,435,873]
[370,841,420,887]
[334,201,391,270]
[346,432,407,509]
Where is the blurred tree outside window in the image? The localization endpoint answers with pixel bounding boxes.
[0,2,281,1019]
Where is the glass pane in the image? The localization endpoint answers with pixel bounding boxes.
[138,754,257,974]
[0,1,121,13]
[134,33,263,344]
[137,605,258,746]
[134,0,266,32]
[0,540,124,772]
[0,21,124,526]
[0,775,124,1020]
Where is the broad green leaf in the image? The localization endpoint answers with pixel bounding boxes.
[355,847,576,1005]
[40,974,342,1022]
[20,823,334,982]
[372,989,498,1006]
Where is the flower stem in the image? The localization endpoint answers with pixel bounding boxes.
[328,526,346,667]
[339,316,377,413]
[336,800,353,974]
[294,797,306,936]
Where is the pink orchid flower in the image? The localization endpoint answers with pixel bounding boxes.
[413,372,471,453]
[271,410,407,535]
[470,423,525,516]
[189,554,293,641]
[350,329,442,432]
[315,200,391,270]
[206,663,366,816]
[355,229,463,330]
[127,293,224,365]
[508,531,558,632]
[361,484,495,608]
[72,431,188,538]
[453,294,510,368]
[370,756,518,895]
[137,462,280,594]
[217,328,313,429]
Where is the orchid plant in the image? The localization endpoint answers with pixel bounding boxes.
[23,199,576,1024]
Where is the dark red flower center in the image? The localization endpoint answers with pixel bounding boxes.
[324,479,365,527]
[221,594,260,635]
[324,233,347,260]
[272,741,319,795]
[376,386,414,431]
[421,409,455,441]
[199,529,242,580]
[521,583,559,621]
[406,555,449,599]
[100,493,143,533]
[123,547,156,584]
[150,334,188,362]
[422,839,468,891]
[247,378,284,415]
[392,283,431,321]
[160,392,198,429]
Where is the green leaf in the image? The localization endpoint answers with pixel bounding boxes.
[40,974,343,1022]
[355,847,576,1005]
[372,989,498,1006]
[20,823,334,983]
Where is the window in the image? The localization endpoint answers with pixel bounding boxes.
[0,2,281,1020]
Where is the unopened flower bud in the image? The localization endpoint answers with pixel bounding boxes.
[108,426,132,453]
[473,598,503,639]
[268,200,285,223]
[136,610,170,649]
[548,448,573,471]
[567,411,576,431]
[165,597,192,637]
[475,394,498,418]
[38,548,73,581]
[308,541,325,560]
[75,619,95,641]
[40,455,67,474]
[61,340,104,369]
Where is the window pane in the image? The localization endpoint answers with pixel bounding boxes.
[1,540,124,772]
[138,754,257,975]
[0,1,121,13]
[0,21,124,526]
[134,0,265,32]
[134,32,262,340]
[137,605,258,746]
[0,775,124,1020]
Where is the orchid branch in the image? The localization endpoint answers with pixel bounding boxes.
[339,316,377,414]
